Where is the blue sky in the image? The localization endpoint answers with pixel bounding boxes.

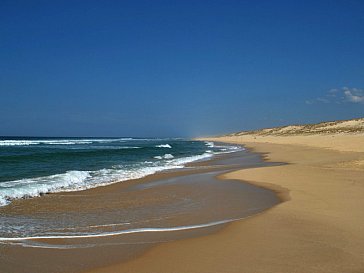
[1,0,363,137]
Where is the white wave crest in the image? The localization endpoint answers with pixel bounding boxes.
[214,145,244,154]
[205,141,215,148]
[155,144,172,148]
[168,153,212,166]
[203,141,244,155]
[0,138,135,147]
[0,152,213,206]
[0,171,91,206]
[154,154,174,160]
[0,140,41,146]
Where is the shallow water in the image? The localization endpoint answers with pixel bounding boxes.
[0,137,239,206]
[0,143,280,273]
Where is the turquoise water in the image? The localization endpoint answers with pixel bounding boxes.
[0,137,240,206]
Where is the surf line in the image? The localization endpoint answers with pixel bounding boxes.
[0,218,243,242]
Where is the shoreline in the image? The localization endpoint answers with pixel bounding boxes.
[88,136,364,273]
[0,145,281,273]
[218,145,291,203]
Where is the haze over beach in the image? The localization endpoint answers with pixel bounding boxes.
[1,1,364,273]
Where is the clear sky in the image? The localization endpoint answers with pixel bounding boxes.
[1,0,363,137]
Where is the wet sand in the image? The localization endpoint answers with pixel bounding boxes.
[0,147,280,273]
[90,136,364,273]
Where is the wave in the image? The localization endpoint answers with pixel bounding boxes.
[155,144,172,148]
[0,218,235,241]
[0,138,134,147]
[214,145,243,154]
[154,153,174,160]
[205,141,244,154]
[205,141,215,148]
[0,152,213,206]
[169,153,211,165]
[0,139,243,206]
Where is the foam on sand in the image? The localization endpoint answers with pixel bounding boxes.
[0,218,238,242]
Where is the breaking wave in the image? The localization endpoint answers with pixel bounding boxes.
[0,153,212,206]
[0,138,134,146]
[155,144,172,148]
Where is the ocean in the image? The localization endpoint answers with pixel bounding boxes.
[0,136,280,261]
[0,137,240,207]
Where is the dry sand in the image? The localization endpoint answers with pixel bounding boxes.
[89,130,364,273]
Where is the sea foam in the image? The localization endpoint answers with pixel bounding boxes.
[154,154,175,160]
[0,138,133,146]
[0,152,212,206]
[205,141,215,148]
[0,139,243,206]
[155,144,172,148]
[0,218,236,242]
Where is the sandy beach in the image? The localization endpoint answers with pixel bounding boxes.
[88,126,364,272]
[2,1,363,272]
[0,146,280,273]
[2,121,364,273]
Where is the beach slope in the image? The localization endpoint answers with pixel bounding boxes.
[90,118,364,273]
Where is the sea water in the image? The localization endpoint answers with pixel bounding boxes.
[0,137,240,207]
[0,137,282,251]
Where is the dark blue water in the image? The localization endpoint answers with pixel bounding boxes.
[0,137,240,206]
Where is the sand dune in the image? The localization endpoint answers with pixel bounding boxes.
[209,118,364,153]
[230,117,364,136]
